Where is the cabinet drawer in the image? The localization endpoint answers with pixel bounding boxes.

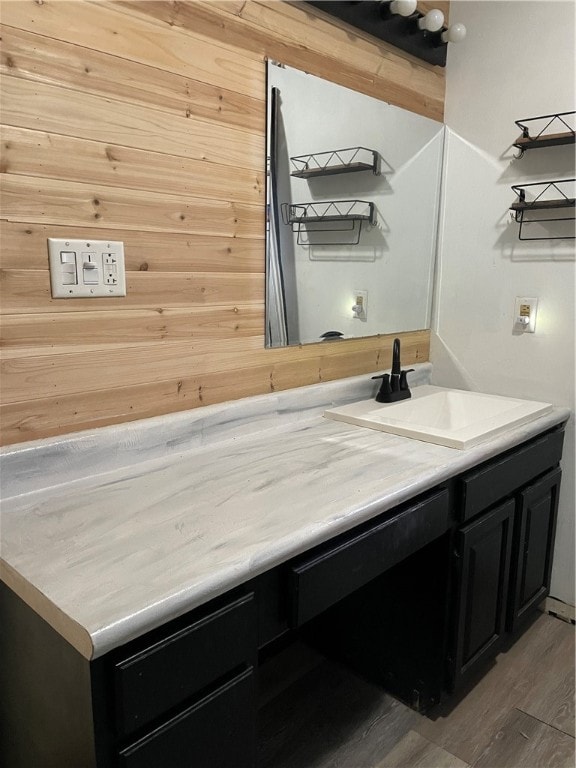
[118,666,255,768]
[290,488,450,626]
[115,592,256,736]
[460,429,564,522]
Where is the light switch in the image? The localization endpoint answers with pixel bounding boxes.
[48,239,126,298]
[62,263,77,285]
[82,254,99,285]
[83,267,99,285]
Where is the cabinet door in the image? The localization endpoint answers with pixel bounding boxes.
[508,468,561,632]
[451,499,515,690]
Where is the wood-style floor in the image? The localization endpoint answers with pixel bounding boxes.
[258,613,575,768]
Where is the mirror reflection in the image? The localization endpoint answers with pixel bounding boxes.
[265,61,445,348]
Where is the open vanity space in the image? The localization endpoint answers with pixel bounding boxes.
[0,369,570,767]
[257,612,575,768]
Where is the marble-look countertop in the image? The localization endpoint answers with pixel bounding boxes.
[0,366,570,660]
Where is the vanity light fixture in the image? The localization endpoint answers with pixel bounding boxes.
[417,8,445,32]
[441,22,467,44]
[388,3,467,43]
[306,2,467,67]
[388,0,417,16]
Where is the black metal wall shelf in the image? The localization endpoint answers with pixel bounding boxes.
[281,200,376,244]
[510,180,575,241]
[513,111,575,157]
[290,147,380,178]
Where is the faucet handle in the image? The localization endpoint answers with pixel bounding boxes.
[372,368,413,402]
[400,369,415,391]
[372,373,392,401]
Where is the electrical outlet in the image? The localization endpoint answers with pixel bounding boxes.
[48,239,126,298]
[352,290,368,320]
[513,297,538,333]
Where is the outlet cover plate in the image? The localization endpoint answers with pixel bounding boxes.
[48,238,126,298]
[353,290,368,321]
[514,296,538,333]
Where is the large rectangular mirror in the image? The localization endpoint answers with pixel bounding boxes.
[265,61,445,348]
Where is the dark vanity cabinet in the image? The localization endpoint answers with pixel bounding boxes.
[288,488,453,713]
[112,592,257,768]
[508,467,562,631]
[0,425,565,768]
[289,488,451,626]
[1,586,258,768]
[451,499,515,689]
[449,429,564,690]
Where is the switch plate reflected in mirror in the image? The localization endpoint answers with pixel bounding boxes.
[265,61,445,348]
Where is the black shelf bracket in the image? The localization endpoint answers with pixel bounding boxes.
[281,200,376,245]
[513,111,575,158]
[290,147,380,178]
[510,179,575,241]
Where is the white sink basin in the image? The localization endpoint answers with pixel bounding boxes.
[324,385,552,449]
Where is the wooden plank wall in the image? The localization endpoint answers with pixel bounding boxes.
[0,0,446,446]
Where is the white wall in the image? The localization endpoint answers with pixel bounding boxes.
[434,1,575,604]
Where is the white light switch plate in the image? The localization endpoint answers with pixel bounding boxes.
[48,238,126,298]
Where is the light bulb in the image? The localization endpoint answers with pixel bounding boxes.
[418,9,445,32]
[441,22,467,43]
[389,0,417,16]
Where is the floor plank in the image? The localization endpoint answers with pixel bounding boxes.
[472,709,575,768]
[516,617,575,736]
[414,614,575,764]
[257,615,575,768]
[258,660,420,768]
[376,730,469,768]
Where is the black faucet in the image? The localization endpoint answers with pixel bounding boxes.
[372,338,414,403]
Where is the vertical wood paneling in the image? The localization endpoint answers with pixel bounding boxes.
[0,0,443,446]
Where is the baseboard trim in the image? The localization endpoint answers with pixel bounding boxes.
[539,596,576,625]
